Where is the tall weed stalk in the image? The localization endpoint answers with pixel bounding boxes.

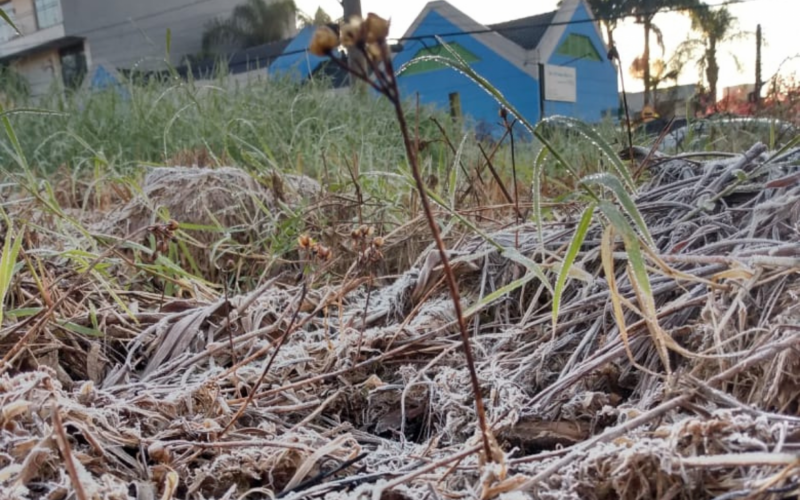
[309,17,496,461]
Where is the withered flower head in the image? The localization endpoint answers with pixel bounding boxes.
[366,42,383,61]
[340,15,364,47]
[167,219,180,231]
[316,245,332,261]
[310,25,339,56]
[364,13,390,44]
[372,236,384,247]
[297,234,313,249]
[148,441,171,464]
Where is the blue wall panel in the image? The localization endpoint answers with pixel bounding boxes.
[543,2,618,121]
[392,10,540,135]
[270,26,331,80]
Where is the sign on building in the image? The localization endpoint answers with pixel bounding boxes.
[544,65,577,103]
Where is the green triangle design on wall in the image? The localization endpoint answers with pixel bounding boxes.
[400,42,481,76]
[556,33,602,61]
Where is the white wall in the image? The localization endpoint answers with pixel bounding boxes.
[61,0,294,71]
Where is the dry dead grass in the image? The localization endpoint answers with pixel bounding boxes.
[2,144,800,499]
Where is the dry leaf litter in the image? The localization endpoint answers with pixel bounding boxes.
[2,143,800,499]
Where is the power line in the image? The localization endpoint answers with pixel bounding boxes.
[2,0,767,73]
[391,0,760,43]
[0,4,240,55]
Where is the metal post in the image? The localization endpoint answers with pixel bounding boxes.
[755,24,762,108]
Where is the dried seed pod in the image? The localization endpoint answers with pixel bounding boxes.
[316,245,332,261]
[148,441,171,463]
[373,236,384,247]
[310,25,340,56]
[166,219,179,232]
[297,234,312,249]
[340,16,364,47]
[366,42,383,61]
[364,13,390,44]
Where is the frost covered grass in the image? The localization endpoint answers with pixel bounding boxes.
[2,28,800,499]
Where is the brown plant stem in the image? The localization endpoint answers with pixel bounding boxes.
[380,50,494,462]
[477,143,524,221]
[506,117,521,248]
[431,117,484,189]
[220,281,308,436]
[45,378,89,500]
[355,272,373,362]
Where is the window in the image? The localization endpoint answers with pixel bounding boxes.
[556,34,601,62]
[60,44,86,89]
[0,4,17,42]
[400,42,480,76]
[35,0,62,30]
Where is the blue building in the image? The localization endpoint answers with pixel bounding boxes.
[392,0,619,130]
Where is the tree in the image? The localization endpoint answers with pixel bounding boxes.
[586,0,631,48]
[626,0,699,106]
[298,7,335,28]
[629,51,686,114]
[677,4,748,109]
[202,0,297,54]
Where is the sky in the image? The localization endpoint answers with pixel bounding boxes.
[294,0,798,96]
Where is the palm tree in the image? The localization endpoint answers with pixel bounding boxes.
[586,0,630,48]
[202,0,297,54]
[629,53,685,107]
[626,0,699,106]
[678,4,748,108]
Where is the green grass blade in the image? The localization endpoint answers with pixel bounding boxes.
[464,272,538,318]
[500,247,554,294]
[582,173,654,248]
[598,200,651,297]
[449,133,467,207]
[532,146,549,240]
[0,108,67,119]
[6,307,44,318]
[59,321,103,337]
[0,102,31,173]
[0,225,24,325]
[552,203,595,332]
[541,115,636,191]
[0,9,18,34]
[766,134,800,164]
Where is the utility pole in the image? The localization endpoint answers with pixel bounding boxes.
[755,24,762,108]
[342,0,366,91]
